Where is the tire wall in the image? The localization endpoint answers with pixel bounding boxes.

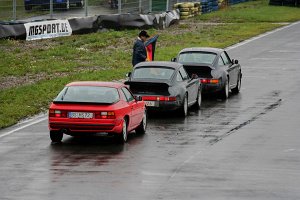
[0,10,180,40]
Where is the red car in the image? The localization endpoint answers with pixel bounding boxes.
[48,81,147,143]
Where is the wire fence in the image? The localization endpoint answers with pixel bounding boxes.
[0,0,195,21]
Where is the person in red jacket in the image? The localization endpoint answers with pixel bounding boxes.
[132,30,150,67]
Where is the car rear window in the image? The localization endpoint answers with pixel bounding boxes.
[178,52,217,64]
[54,86,120,104]
[132,67,175,80]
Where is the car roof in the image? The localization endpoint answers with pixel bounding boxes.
[66,81,124,88]
[179,47,224,54]
[134,61,183,70]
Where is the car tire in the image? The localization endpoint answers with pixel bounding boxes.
[219,78,229,100]
[118,118,128,143]
[135,111,147,135]
[192,89,202,110]
[232,72,242,94]
[50,131,63,143]
[179,94,188,117]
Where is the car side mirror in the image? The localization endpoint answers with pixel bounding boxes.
[232,59,238,64]
[135,95,143,101]
[126,72,132,77]
[171,58,177,62]
[191,74,198,79]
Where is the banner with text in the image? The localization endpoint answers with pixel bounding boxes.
[24,20,72,41]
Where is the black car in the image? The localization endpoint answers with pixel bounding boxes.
[125,61,201,117]
[173,47,242,99]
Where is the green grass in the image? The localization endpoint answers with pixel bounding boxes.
[0,68,130,127]
[198,0,300,22]
[0,0,300,129]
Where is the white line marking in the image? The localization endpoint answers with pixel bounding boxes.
[269,50,300,53]
[226,21,300,51]
[167,20,300,181]
[1,21,300,140]
[251,57,300,61]
[0,116,47,139]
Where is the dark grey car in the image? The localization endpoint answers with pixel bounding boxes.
[173,47,242,99]
[125,61,201,117]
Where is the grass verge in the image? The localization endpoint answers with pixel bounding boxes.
[1,0,300,129]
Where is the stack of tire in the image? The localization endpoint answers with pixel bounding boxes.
[174,2,201,20]
[229,0,241,5]
[212,0,219,11]
[201,0,210,13]
[218,0,227,8]
[269,0,283,5]
[269,0,300,6]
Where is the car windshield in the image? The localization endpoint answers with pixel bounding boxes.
[132,67,175,80]
[178,52,217,64]
[54,86,119,104]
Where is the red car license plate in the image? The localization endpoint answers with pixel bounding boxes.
[69,112,93,119]
[144,101,157,107]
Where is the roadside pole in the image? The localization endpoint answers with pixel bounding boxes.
[149,0,152,12]
[85,0,88,17]
[166,0,169,11]
[50,0,53,19]
[139,0,142,13]
[13,0,16,21]
[118,0,121,14]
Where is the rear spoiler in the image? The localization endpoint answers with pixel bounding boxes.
[182,63,215,70]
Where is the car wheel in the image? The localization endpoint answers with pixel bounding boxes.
[232,72,242,94]
[50,131,63,143]
[193,89,202,110]
[219,78,229,100]
[135,111,147,135]
[118,118,128,143]
[179,94,188,117]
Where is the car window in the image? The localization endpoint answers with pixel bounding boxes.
[176,72,183,82]
[221,52,231,65]
[178,52,217,64]
[179,67,188,80]
[132,67,175,80]
[121,87,135,102]
[54,86,120,104]
[218,57,225,66]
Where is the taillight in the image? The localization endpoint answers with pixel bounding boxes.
[142,96,176,101]
[95,111,115,119]
[49,109,67,118]
[200,79,220,84]
[142,96,157,101]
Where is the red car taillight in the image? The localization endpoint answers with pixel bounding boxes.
[200,79,220,84]
[95,111,116,119]
[142,96,177,101]
[49,109,67,118]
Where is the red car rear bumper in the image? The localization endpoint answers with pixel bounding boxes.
[48,118,123,134]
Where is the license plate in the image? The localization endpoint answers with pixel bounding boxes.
[144,101,156,107]
[68,112,93,119]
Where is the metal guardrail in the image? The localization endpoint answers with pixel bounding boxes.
[0,0,191,21]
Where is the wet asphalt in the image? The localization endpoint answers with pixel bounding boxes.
[1,22,300,199]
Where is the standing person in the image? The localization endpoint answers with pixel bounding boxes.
[132,30,150,67]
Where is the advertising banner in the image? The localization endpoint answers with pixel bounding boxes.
[24,20,72,41]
